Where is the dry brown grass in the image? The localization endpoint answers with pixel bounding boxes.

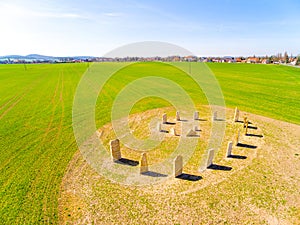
[59,106,300,224]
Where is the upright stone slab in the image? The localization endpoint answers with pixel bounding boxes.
[243,116,248,128]
[194,125,199,131]
[96,130,102,138]
[170,128,177,136]
[157,123,162,132]
[213,111,217,121]
[140,153,148,174]
[186,129,197,137]
[194,111,199,120]
[207,149,215,168]
[176,111,180,121]
[162,113,167,124]
[235,130,240,146]
[110,139,121,161]
[226,141,233,157]
[244,121,249,135]
[234,107,239,122]
[174,155,183,177]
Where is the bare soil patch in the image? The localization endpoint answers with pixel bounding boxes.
[59,106,300,224]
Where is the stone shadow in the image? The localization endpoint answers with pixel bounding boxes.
[165,122,176,125]
[237,120,253,124]
[214,118,226,121]
[176,173,202,181]
[247,125,257,130]
[246,133,263,138]
[237,143,257,149]
[160,130,169,133]
[178,119,188,122]
[228,154,247,159]
[187,134,200,137]
[116,158,139,166]
[141,171,168,177]
[207,164,232,171]
[195,118,207,121]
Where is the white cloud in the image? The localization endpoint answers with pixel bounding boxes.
[102,12,123,17]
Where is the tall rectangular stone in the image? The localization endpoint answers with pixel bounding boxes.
[140,153,148,174]
[194,111,199,120]
[235,130,240,146]
[244,121,249,135]
[213,111,217,121]
[110,139,121,161]
[174,155,183,177]
[243,116,248,128]
[226,141,233,157]
[162,113,167,124]
[157,123,162,132]
[207,149,214,168]
[96,130,102,138]
[170,128,177,136]
[233,107,239,122]
[176,111,180,121]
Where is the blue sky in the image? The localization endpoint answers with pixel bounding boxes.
[0,0,300,56]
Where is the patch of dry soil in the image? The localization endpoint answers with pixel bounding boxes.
[59,107,300,225]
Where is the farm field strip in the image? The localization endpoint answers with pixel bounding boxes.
[0,62,299,224]
[0,64,87,224]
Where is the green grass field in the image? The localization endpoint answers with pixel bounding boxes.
[208,63,300,124]
[0,62,299,224]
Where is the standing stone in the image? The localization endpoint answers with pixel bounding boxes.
[194,111,199,120]
[207,149,215,168]
[194,125,199,132]
[187,129,197,137]
[96,130,102,138]
[226,141,233,157]
[176,111,180,121]
[233,107,239,122]
[213,111,217,121]
[243,116,248,128]
[157,123,162,132]
[140,153,148,174]
[244,121,249,135]
[110,139,121,161]
[170,128,177,136]
[162,113,167,124]
[174,155,183,177]
[235,130,240,146]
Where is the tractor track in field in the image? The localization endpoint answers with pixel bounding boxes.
[0,77,42,120]
[41,71,62,143]
[11,71,65,223]
[0,74,48,182]
[37,69,69,223]
[55,71,65,140]
[0,93,22,111]
[4,72,63,175]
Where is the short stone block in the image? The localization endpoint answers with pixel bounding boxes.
[176,111,180,121]
[186,129,197,137]
[194,111,199,120]
[234,107,239,122]
[162,113,167,124]
[226,141,233,157]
